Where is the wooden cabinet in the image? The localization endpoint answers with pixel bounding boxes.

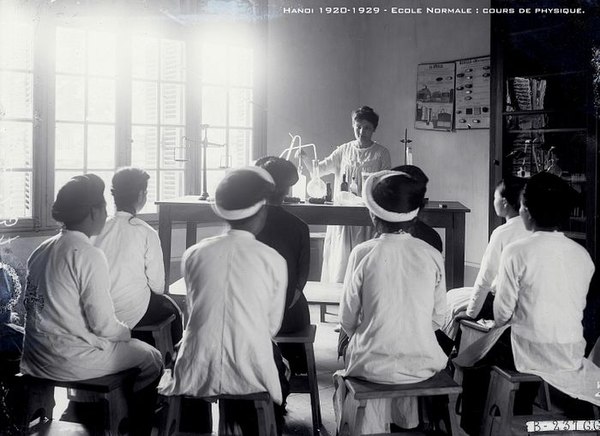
[490,2,600,346]
[490,2,599,263]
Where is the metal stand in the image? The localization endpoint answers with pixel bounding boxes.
[400,128,413,166]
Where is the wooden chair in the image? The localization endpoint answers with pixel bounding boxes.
[133,313,176,363]
[16,368,138,435]
[303,281,342,323]
[340,371,464,436]
[274,324,321,436]
[481,366,561,436]
[160,392,276,436]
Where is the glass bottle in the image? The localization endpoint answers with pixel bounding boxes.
[349,177,358,195]
[340,173,349,192]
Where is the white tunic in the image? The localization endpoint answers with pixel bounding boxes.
[158,229,287,404]
[318,140,391,283]
[334,233,448,433]
[494,232,600,406]
[442,216,531,338]
[95,211,165,327]
[21,230,162,390]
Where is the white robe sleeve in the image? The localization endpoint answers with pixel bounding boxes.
[145,228,166,294]
[493,247,520,326]
[79,248,131,341]
[432,254,447,330]
[340,248,362,337]
[269,254,288,337]
[318,145,344,176]
[466,229,502,317]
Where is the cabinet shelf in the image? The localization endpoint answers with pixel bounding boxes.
[565,231,586,241]
[505,70,586,80]
[503,110,558,116]
[507,128,587,134]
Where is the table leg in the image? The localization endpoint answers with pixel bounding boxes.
[452,212,466,288]
[186,221,198,248]
[159,205,173,293]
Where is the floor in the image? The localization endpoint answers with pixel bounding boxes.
[43,305,600,436]
[48,305,344,436]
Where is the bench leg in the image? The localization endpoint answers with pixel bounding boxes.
[446,393,464,436]
[320,304,326,323]
[481,370,499,436]
[482,373,516,436]
[254,399,277,436]
[19,381,55,432]
[159,395,180,436]
[304,342,322,435]
[534,381,551,411]
[351,399,368,436]
[104,390,128,436]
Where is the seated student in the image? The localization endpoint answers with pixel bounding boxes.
[158,167,289,435]
[20,174,162,436]
[457,173,599,433]
[392,165,443,252]
[333,170,448,434]
[338,164,449,358]
[255,156,310,373]
[95,167,183,348]
[441,177,530,340]
[492,172,599,408]
[0,261,24,375]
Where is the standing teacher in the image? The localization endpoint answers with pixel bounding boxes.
[302,106,391,283]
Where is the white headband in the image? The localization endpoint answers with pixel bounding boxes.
[362,170,420,222]
[211,167,275,221]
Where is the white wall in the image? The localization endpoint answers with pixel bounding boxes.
[266,0,363,163]
[7,1,491,279]
[266,0,491,271]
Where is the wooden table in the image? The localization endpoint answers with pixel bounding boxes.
[156,197,470,290]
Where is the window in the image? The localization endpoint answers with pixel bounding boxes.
[54,27,117,201]
[0,17,34,221]
[201,42,254,195]
[131,36,186,214]
[0,10,261,229]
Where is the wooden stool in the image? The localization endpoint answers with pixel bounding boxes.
[17,368,138,435]
[481,366,553,436]
[303,281,342,323]
[275,324,321,436]
[10,373,55,433]
[341,371,463,436]
[133,313,176,363]
[160,392,276,436]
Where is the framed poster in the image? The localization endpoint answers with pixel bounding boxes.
[455,56,491,129]
[415,62,455,131]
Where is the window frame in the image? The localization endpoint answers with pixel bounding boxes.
[0,12,266,233]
